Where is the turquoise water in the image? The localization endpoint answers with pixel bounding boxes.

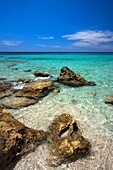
[0,52,113,140]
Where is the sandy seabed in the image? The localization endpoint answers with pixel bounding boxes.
[9,90,113,170]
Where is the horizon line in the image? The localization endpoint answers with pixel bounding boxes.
[0,51,113,53]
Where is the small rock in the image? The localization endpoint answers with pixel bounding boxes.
[0,78,7,81]
[12,68,18,70]
[34,71,50,77]
[24,69,31,72]
[105,94,113,105]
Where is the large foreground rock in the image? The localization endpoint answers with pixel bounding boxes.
[15,80,55,99]
[47,113,91,166]
[105,94,113,105]
[1,96,36,109]
[0,106,45,170]
[57,67,96,87]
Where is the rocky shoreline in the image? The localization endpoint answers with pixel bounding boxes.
[0,67,113,169]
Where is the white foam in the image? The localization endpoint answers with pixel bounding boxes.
[34,76,51,81]
[12,82,24,90]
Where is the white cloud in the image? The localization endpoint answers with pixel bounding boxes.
[37,44,46,47]
[39,36,54,40]
[50,45,61,48]
[1,40,22,46]
[62,30,113,47]
[72,42,90,47]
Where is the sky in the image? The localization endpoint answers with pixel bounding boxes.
[0,0,113,52]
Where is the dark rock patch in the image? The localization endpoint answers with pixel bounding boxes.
[34,71,50,77]
[24,69,31,72]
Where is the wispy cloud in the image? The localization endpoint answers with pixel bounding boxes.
[1,40,22,46]
[72,42,90,47]
[39,36,54,40]
[50,45,61,48]
[37,44,46,47]
[100,44,113,49]
[62,30,113,47]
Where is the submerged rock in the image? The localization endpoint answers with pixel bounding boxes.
[0,106,45,170]
[10,78,28,83]
[24,69,31,72]
[15,80,55,99]
[0,78,7,80]
[57,67,96,87]
[47,113,91,166]
[105,94,113,105]
[34,71,50,77]
[1,96,36,109]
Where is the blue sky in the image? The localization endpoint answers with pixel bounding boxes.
[0,0,113,52]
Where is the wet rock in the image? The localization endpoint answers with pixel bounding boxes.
[105,94,113,105]
[47,113,91,166]
[0,82,13,99]
[0,106,45,170]
[15,80,55,99]
[0,78,7,81]
[24,69,31,72]
[1,96,36,109]
[0,89,13,100]
[34,71,50,77]
[57,67,96,87]
[11,78,31,83]
[12,68,18,70]
[0,82,11,92]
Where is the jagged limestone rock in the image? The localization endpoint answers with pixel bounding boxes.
[0,106,45,169]
[58,67,96,87]
[47,113,91,166]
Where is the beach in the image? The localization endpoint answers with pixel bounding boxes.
[0,52,113,169]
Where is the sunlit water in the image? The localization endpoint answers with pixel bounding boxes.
[0,52,113,169]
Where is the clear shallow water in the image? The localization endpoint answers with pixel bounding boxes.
[0,52,113,140]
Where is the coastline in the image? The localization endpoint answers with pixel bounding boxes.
[0,52,113,169]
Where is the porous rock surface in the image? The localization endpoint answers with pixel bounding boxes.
[0,106,45,170]
[47,113,91,166]
[57,67,96,87]
[15,80,54,99]
[0,79,57,109]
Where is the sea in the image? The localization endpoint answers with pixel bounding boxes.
[0,52,113,169]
